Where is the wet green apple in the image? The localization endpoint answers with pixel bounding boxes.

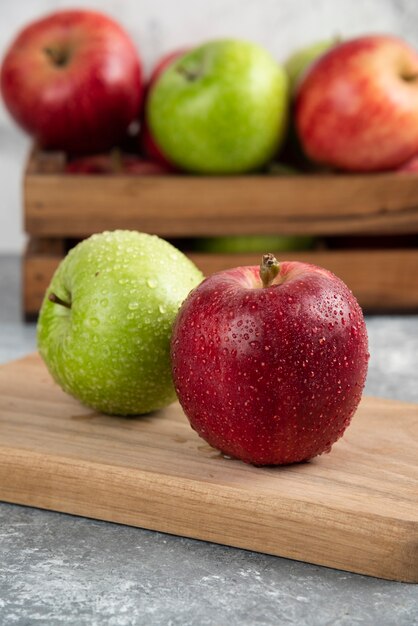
[147,39,289,174]
[37,230,203,415]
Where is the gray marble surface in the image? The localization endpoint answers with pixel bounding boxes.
[0,255,417,625]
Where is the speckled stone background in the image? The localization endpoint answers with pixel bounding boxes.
[0,257,417,624]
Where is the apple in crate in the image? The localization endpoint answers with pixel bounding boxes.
[1,10,143,154]
[37,231,203,415]
[193,235,315,253]
[285,38,338,94]
[147,39,289,174]
[171,255,369,465]
[295,35,418,171]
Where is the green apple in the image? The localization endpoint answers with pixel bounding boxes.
[193,235,315,254]
[37,230,203,415]
[285,38,339,94]
[147,39,289,174]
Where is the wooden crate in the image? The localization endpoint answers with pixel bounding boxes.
[23,149,418,317]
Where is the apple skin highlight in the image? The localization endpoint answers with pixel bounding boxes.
[171,261,369,466]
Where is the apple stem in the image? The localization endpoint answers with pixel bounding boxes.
[48,292,71,309]
[176,66,201,82]
[402,72,418,82]
[43,47,68,67]
[260,253,280,288]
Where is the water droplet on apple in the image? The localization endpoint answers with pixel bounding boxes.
[147,278,157,288]
[90,318,99,327]
[100,298,108,307]
[128,302,139,310]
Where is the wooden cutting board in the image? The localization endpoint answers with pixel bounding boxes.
[0,353,417,582]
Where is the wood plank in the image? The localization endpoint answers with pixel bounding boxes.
[25,146,67,175]
[24,173,418,237]
[23,241,418,316]
[0,353,417,582]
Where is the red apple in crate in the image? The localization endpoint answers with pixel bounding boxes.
[1,9,143,154]
[295,36,418,171]
[142,49,188,169]
[142,124,176,170]
[171,255,369,466]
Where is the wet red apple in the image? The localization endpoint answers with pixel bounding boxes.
[171,255,369,466]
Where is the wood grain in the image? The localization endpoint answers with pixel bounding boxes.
[0,353,417,582]
[23,239,418,316]
[24,171,418,237]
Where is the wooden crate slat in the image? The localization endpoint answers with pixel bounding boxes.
[23,240,418,316]
[24,172,418,237]
[22,149,418,315]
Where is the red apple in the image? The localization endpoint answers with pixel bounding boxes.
[295,36,418,171]
[141,48,189,169]
[1,9,143,154]
[142,123,175,170]
[171,255,369,466]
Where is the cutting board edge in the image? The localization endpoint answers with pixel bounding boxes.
[1,444,417,583]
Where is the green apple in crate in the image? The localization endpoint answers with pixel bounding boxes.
[37,231,203,415]
[147,39,289,174]
[193,235,315,253]
[285,38,339,94]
